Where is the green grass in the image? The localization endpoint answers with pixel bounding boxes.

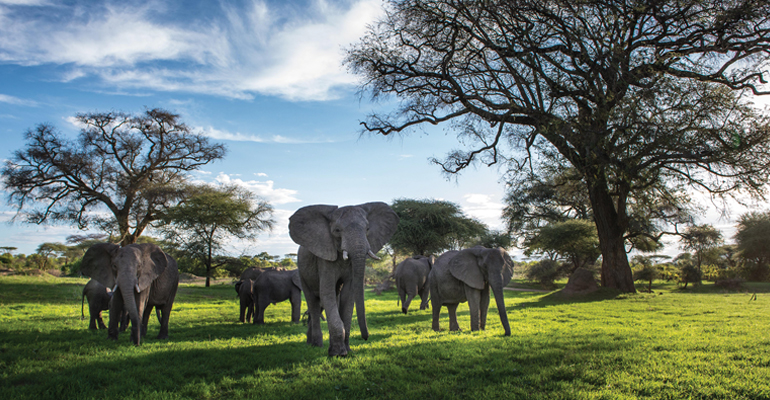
[1,275,770,399]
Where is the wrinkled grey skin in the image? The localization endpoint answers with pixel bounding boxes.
[253,269,302,324]
[81,279,111,330]
[289,202,399,356]
[429,247,514,336]
[81,243,179,345]
[395,255,434,314]
[236,279,256,323]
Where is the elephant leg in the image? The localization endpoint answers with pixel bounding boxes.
[403,291,416,315]
[447,303,461,331]
[119,310,130,332]
[418,287,429,311]
[96,310,107,330]
[239,298,247,323]
[107,289,124,340]
[479,286,490,331]
[431,296,442,332]
[256,294,269,324]
[156,301,173,339]
[290,290,301,323]
[141,304,154,338]
[321,275,347,356]
[305,294,323,347]
[465,286,482,331]
[338,280,355,354]
[397,286,407,313]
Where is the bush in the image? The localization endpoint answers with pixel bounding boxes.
[525,259,567,289]
[679,263,702,289]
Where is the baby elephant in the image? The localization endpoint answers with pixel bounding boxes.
[253,269,302,324]
[395,255,433,314]
[235,278,256,323]
[82,279,130,331]
[82,279,111,330]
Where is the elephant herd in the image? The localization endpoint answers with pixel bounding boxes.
[79,202,516,357]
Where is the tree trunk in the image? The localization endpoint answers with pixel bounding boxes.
[589,180,636,293]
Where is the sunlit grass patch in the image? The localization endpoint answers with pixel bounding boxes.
[1,275,769,399]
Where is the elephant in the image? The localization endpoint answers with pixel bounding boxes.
[253,269,302,324]
[81,279,111,330]
[240,266,272,282]
[394,255,433,314]
[81,243,179,345]
[429,246,514,336]
[235,278,256,323]
[289,202,399,356]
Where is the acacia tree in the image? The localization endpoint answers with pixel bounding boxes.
[2,109,226,246]
[347,0,770,292]
[679,224,724,274]
[158,184,274,287]
[389,198,489,257]
[734,211,770,281]
[524,219,601,273]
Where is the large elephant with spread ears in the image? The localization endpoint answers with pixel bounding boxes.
[429,246,514,336]
[80,243,179,345]
[289,202,399,356]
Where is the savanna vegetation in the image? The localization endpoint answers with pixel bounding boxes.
[1,274,769,399]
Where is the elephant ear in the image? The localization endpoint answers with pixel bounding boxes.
[290,270,302,290]
[499,250,515,287]
[80,243,120,289]
[136,243,168,292]
[359,202,399,253]
[289,205,339,261]
[449,247,487,290]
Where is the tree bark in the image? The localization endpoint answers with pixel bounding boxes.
[589,180,636,293]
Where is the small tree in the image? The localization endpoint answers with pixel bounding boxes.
[2,109,226,246]
[680,224,724,275]
[734,211,770,281]
[524,220,601,273]
[159,184,274,287]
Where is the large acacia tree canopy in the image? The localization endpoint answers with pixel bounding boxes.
[347,0,770,292]
[2,108,226,245]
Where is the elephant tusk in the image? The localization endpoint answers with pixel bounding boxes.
[343,251,349,261]
[368,250,381,260]
[113,284,118,293]
[135,284,141,293]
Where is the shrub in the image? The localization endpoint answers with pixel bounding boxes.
[526,259,567,289]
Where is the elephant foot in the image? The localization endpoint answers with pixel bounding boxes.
[157,333,169,340]
[401,308,407,314]
[328,345,348,357]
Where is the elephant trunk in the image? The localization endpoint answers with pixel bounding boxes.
[490,277,511,336]
[118,274,143,345]
[351,252,369,340]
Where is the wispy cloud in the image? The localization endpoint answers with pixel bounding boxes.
[0,93,37,106]
[199,126,336,144]
[0,0,383,101]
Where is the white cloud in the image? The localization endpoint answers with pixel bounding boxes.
[462,193,505,230]
[0,0,384,101]
[255,172,268,177]
[199,126,336,144]
[214,172,300,205]
[0,93,37,106]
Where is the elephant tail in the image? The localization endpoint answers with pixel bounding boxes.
[81,291,85,320]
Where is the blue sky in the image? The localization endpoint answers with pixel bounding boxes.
[0,0,766,259]
[0,0,510,257]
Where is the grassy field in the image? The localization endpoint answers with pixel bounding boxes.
[1,274,769,400]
